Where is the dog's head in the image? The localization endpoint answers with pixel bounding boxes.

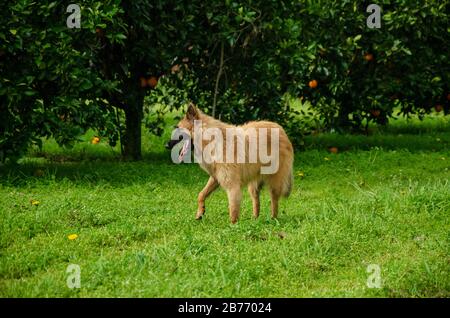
[165,103,200,161]
[175,102,200,134]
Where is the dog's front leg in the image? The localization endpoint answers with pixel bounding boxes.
[196,176,219,220]
[226,186,242,224]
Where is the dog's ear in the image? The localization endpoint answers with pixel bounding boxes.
[186,102,200,120]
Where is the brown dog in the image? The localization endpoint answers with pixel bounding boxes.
[171,103,294,223]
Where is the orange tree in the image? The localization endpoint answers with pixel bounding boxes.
[294,0,449,131]
[1,1,119,161]
[180,0,449,131]
[156,0,448,143]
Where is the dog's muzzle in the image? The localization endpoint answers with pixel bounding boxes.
[165,136,183,150]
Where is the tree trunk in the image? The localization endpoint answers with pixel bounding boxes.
[122,91,144,160]
[337,100,352,131]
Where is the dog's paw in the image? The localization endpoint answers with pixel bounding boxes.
[195,211,204,220]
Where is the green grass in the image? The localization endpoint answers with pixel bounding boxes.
[0,114,449,297]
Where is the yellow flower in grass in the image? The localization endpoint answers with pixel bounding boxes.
[297,171,305,178]
[324,157,331,161]
[68,234,78,240]
[30,199,40,206]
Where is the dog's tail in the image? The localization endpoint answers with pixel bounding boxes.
[282,164,294,198]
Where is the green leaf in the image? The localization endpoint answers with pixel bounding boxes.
[80,80,93,90]
[431,76,441,83]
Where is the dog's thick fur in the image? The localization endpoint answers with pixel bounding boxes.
[175,103,294,223]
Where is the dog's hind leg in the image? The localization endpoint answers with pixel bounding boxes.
[247,181,261,218]
[269,189,280,219]
[268,181,282,219]
[226,186,242,224]
[196,176,219,220]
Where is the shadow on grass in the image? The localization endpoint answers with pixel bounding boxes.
[303,116,450,152]
[303,131,450,152]
[1,116,449,187]
[0,150,207,188]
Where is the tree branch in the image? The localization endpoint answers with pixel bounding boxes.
[212,41,225,118]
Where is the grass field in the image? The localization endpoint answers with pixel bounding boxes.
[0,114,449,297]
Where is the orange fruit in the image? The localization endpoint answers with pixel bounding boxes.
[435,104,443,112]
[328,147,338,154]
[95,28,104,37]
[91,137,100,144]
[139,77,147,88]
[308,80,318,89]
[147,76,158,88]
[370,109,381,117]
[364,53,374,61]
[171,64,180,74]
